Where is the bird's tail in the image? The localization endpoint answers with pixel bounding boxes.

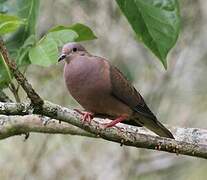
[135,117,174,139]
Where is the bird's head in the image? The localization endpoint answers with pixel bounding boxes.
[58,43,86,62]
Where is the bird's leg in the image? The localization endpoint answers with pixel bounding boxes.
[74,109,94,123]
[82,112,94,122]
[103,115,128,128]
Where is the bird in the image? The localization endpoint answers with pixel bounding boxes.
[58,42,174,139]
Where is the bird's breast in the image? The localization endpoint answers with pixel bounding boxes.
[64,57,111,109]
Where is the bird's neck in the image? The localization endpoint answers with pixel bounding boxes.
[65,51,91,64]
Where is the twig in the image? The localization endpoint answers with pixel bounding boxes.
[16,66,28,93]
[8,83,20,102]
[0,101,207,159]
[0,38,43,110]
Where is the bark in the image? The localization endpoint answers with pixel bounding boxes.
[0,101,207,159]
[0,114,95,139]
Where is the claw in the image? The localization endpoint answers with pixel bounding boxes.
[102,115,128,128]
[74,109,94,123]
[82,112,93,122]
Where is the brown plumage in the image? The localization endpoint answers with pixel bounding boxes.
[58,43,174,139]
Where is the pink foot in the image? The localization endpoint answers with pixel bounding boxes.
[103,115,128,128]
[74,109,94,123]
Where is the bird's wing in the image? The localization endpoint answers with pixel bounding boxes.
[110,65,156,120]
[110,64,174,139]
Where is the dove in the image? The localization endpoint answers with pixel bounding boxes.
[58,43,174,139]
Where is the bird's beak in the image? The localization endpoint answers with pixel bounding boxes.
[58,54,66,62]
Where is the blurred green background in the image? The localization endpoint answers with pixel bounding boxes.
[1,0,207,179]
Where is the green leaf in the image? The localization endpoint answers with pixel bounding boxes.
[29,30,78,66]
[50,23,97,41]
[116,0,180,68]
[0,53,12,88]
[17,0,40,36]
[29,36,58,67]
[0,13,24,35]
[5,0,39,65]
[47,29,79,47]
[16,35,36,66]
[29,24,97,67]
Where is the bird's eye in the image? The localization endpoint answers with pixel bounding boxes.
[72,47,77,52]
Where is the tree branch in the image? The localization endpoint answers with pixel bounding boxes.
[0,101,207,159]
[0,39,43,109]
[0,115,95,139]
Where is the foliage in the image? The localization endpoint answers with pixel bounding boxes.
[29,24,97,66]
[0,0,96,89]
[0,13,24,35]
[0,0,180,90]
[116,0,180,68]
